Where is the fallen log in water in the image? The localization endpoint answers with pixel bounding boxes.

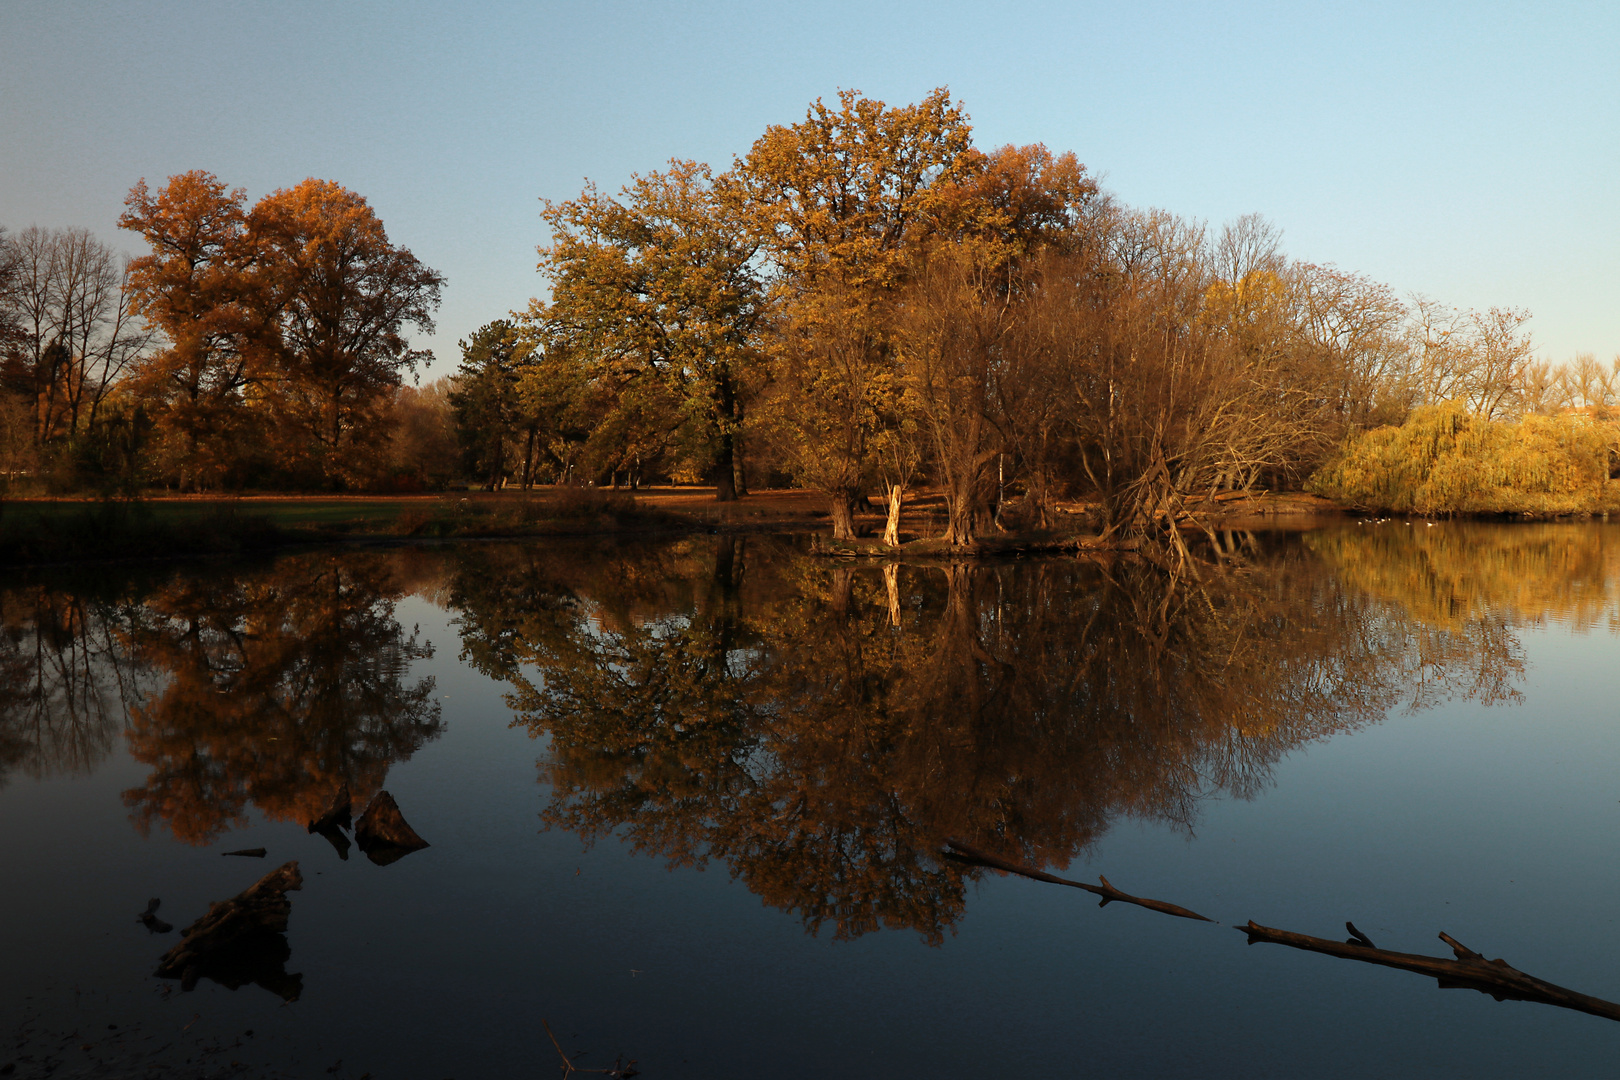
[1239,920,1620,1023]
[154,861,304,1001]
[354,790,430,865]
[942,839,1212,922]
[945,839,1620,1025]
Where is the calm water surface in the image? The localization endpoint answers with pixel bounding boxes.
[3,523,1620,1078]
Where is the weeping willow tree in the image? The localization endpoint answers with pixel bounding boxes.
[1308,402,1620,515]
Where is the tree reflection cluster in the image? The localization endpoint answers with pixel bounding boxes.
[0,554,443,842]
[2,524,1613,944]
[447,525,1559,942]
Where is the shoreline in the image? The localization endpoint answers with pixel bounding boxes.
[4,486,1609,571]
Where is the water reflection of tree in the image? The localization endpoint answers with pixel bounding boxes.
[118,554,444,844]
[0,583,144,787]
[1311,521,1620,638]
[451,534,1532,943]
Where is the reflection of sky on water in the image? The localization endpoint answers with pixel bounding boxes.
[1,526,1619,1077]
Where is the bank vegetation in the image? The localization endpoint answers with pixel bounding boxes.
[3,88,1617,550]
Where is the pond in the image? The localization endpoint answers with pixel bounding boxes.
[3,522,1619,1078]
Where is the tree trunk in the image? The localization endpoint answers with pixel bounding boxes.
[829,491,857,540]
[883,563,901,627]
[733,429,749,496]
[942,491,980,547]
[713,430,737,502]
[713,374,738,502]
[521,426,537,489]
[883,484,903,547]
[941,460,994,546]
[830,567,853,616]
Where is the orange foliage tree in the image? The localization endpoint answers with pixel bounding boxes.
[119,171,442,489]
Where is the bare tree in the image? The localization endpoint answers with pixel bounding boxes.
[1405,297,1534,420]
[1034,209,1338,558]
[1291,262,1409,429]
[0,226,152,446]
[894,243,1020,546]
[1555,353,1620,416]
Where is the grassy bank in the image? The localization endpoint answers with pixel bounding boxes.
[0,484,1357,568]
[0,488,695,566]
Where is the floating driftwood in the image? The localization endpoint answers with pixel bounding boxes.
[154,861,303,1002]
[136,897,172,934]
[354,790,430,866]
[942,839,1212,922]
[222,847,267,858]
[1240,920,1620,1023]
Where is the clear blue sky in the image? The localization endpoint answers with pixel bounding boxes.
[2,0,1615,371]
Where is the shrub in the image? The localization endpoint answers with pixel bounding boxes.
[1308,403,1620,515]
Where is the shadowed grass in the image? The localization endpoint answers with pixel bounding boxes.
[0,489,693,566]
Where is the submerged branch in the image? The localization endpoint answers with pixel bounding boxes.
[1240,920,1620,1023]
[942,838,1212,922]
[946,840,1620,1025]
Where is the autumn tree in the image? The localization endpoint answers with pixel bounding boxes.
[892,144,1103,545]
[0,228,34,480]
[1290,262,1409,430]
[451,320,527,489]
[513,335,597,486]
[387,376,460,490]
[893,245,1021,544]
[741,88,978,536]
[0,227,20,352]
[515,89,1588,540]
[1404,298,1535,420]
[1553,352,1620,417]
[251,179,444,485]
[531,160,765,499]
[119,171,261,488]
[121,172,443,489]
[1028,208,1339,554]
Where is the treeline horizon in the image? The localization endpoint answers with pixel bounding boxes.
[2,87,1617,539]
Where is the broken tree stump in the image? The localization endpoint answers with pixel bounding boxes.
[154,861,304,1002]
[307,784,352,835]
[354,790,430,865]
[308,784,354,860]
[136,897,172,934]
[942,838,1212,922]
[1240,920,1620,1023]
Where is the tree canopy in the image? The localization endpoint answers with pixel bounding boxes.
[114,170,443,489]
[0,88,1604,513]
